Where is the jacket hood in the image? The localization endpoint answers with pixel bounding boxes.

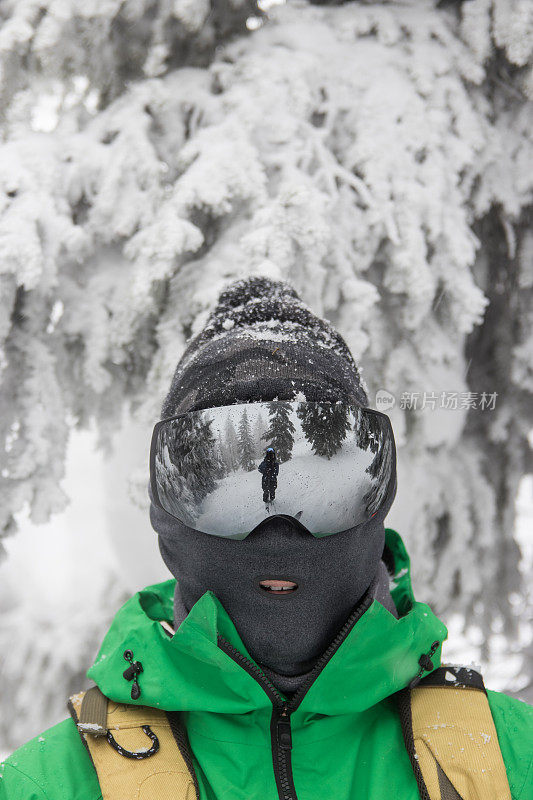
[87,528,447,720]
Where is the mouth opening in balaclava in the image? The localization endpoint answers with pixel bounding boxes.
[150,277,397,690]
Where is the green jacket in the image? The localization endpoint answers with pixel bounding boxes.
[1,529,532,800]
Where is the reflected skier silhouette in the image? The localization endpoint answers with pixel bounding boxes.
[258,447,279,506]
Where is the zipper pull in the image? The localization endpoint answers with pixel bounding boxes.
[277,705,292,750]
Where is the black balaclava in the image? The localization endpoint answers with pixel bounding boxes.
[150,277,396,688]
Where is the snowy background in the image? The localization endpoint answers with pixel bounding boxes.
[0,0,532,755]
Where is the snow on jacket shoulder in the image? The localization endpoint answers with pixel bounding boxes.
[1,529,532,800]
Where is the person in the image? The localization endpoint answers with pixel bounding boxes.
[1,277,531,800]
[259,447,279,504]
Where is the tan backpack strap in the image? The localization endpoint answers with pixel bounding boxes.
[78,686,108,736]
[69,688,199,800]
[397,666,512,800]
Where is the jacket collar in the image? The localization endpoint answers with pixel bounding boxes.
[88,529,447,717]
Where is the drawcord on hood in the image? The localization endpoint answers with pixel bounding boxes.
[122,650,144,700]
[408,640,441,689]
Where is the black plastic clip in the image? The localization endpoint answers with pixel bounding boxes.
[123,649,143,700]
[408,640,440,689]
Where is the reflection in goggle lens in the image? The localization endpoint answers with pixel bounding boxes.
[151,401,395,539]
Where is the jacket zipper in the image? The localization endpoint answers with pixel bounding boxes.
[217,637,297,800]
[272,702,295,800]
[217,587,374,800]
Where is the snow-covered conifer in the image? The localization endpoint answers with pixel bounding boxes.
[297,402,351,459]
[253,411,268,459]
[238,409,256,472]
[1,0,532,746]
[262,402,296,462]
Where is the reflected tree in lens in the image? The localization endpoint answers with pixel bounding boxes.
[362,415,393,516]
[261,402,295,462]
[221,416,240,472]
[353,405,372,451]
[167,413,222,503]
[238,408,256,471]
[214,433,229,479]
[201,415,226,485]
[252,411,268,459]
[156,429,197,524]
[364,414,385,476]
[297,402,351,459]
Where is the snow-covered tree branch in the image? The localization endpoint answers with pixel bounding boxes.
[0,0,532,746]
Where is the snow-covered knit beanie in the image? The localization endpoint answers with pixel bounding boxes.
[161,277,368,418]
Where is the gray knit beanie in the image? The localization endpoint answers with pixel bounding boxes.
[161,277,368,417]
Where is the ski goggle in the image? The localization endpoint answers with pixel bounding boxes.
[149,401,396,539]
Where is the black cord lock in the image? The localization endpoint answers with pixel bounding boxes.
[408,641,440,689]
[123,649,143,700]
